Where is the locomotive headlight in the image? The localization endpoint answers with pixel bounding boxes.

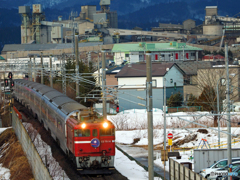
[81,123,86,128]
[103,122,108,128]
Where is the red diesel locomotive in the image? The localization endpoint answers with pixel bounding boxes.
[66,112,115,173]
[14,79,115,174]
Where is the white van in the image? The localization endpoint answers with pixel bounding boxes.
[199,157,240,178]
[207,161,240,180]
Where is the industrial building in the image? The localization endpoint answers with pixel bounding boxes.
[111,42,202,65]
[19,0,117,44]
[151,19,196,34]
[203,6,240,36]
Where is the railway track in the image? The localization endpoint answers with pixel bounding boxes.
[14,101,127,180]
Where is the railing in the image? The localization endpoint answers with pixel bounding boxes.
[168,106,202,113]
[169,158,207,180]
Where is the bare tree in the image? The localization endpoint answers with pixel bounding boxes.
[196,67,239,127]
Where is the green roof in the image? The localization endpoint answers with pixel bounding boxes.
[0,56,5,60]
[112,42,202,52]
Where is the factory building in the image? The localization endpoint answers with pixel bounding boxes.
[203,6,240,36]
[112,42,202,65]
[151,20,196,34]
[19,0,117,44]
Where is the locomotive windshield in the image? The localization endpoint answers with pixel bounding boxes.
[100,128,115,136]
[74,129,90,137]
[93,129,98,137]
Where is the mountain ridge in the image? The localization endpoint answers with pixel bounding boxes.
[1,0,240,52]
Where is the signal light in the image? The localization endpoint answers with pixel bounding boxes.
[11,81,14,87]
[4,79,8,87]
[8,72,12,80]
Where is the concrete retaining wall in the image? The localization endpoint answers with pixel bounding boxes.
[12,107,52,180]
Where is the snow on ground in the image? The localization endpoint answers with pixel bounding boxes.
[0,164,10,180]
[115,148,162,180]
[0,128,9,135]
[0,128,11,179]
[108,109,240,174]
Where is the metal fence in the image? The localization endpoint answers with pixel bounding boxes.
[168,106,202,113]
[12,107,52,180]
[169,158,206,180]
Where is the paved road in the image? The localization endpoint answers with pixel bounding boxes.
[117,143,170,180]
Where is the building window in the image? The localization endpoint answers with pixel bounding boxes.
[125,54,129,58]
[152,79,157,87]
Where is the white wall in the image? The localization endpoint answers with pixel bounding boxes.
[118,65,183,89]
[114,52,125,65]
[129,52,139,63]
[165,65,184,87]
[118,77,146,88]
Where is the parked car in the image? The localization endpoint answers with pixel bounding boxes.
[221,166,240,180]
[207,161,240,180]
[199,157,240,178]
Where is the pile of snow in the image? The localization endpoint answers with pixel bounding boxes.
[0,128,11,179]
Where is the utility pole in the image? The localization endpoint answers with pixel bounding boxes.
[75,33,79,97]
[41,52,44,84]
[164,70,167,169]
[33,55,36,82]
[49,55,53,88]
[29,57,32,81]
[146,51,154,180]
[225,42,232,180]
[102,49,107,119]
[98,54,100,86]
[62,53,66,94]
[3,70,5,114]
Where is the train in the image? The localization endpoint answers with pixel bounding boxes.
[13,79,115,174]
